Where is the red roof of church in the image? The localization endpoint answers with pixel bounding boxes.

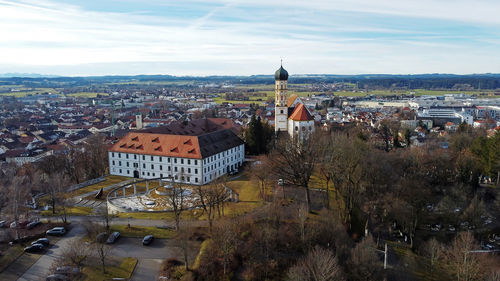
[289,103,313,121]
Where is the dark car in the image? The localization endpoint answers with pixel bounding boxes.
[32,238,50,246]
[46,274,70,281]
[24,243,45,253]
[142,235,154,245]
[106,232,120,244]
[46,227,66,236]
[27,221,41,229]
[0,220,7,228]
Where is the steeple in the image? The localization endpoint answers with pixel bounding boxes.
[274,62,289,132]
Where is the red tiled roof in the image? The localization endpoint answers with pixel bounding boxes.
[289,103,313,121]
[287,94,299,107]
[109,133,202,159]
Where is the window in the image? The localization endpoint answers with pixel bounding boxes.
[127,170,130,174]
[147,172,150,176]
[112,160,115,165]
[181,159,184,164]
[142,155,145,160]
[134,155,137,160]
[195,178,198,183]
[280,110,284,114]
[143,163,146,168]
[160,166,163,170]
[118,153,121,158]
[153,173,155,177]
[151,164,154,169]
[126,154,129,159]
[195,168,198,174]
[175,167,178,172]
[295,126,298,131]
[151,156,154,161]
[174,158,177,164]
[168,166,171,171]
[119,169,122,173]
[168,158,170,163]
[112,152,115,157]
[159,157,162,162]
[126,162,129,167]
[119,161,122,166]
[188,168,191,173]
[194,160,197,165]
[160,173,163,178]
[188,159,191,165]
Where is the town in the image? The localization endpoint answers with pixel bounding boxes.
[0,66,499,281]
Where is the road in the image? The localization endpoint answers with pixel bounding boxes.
[17,225,86,281]
[62,215,207,228]
[16,218,203,281]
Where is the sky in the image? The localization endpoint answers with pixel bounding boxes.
[0,0,500,76]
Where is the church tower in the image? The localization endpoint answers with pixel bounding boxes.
[274,63,289,133]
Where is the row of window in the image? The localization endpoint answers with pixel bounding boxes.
[111,152,199,165]
[114,168,200,183]
[111,161,199,174]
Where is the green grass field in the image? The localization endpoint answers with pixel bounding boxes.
[109,225,176,238]
[0,88,60,97]
[82,257,137,281]
[66,92,108,97]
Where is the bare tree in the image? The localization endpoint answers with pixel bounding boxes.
[297,204,308,244]
[287,245,344,281]
[92,241,112,274]
[167,177,185,231]
[422,238,442,280]
[270,134,319,212]
[195,177,228,233]
[213,219,237,276]
[445,231,484,281]
[60,239,90,267]
[251,155,273,200]
[346,235,383,281]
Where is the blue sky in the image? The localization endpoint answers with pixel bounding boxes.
[0,0,499,76]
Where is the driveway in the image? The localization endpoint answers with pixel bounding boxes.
[17,225,86,281]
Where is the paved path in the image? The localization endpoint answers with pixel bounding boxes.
[131,259,163,281]
[17,225,86,281]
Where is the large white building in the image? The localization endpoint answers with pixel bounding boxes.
[108,118,244,185]
[274,64,315,140]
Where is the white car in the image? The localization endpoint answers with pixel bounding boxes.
[278,179,284,186]
[46,227,66,236]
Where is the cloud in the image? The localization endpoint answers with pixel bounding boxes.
[0,0,499,75]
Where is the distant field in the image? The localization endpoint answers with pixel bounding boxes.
[105,81,196,86]
[213,90,325,104]
[66,92,108,97]
[336,89,499,97]
[0,87,60,97]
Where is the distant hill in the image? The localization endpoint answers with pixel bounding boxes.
[0,73,61,78]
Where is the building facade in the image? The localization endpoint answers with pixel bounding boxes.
[108,119,244,185]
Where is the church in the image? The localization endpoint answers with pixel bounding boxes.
[274,64,315,140]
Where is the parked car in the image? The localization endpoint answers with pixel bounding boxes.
[448,225,456,232]
[0,220,7,228]
[430,223,441,232]
[46,274,70,281]
[32,238,50,246]
[24,243,45,253]
[10,221,18,228]
[143,235,154,245]
[55,266,80,276]
[106,232,120,244]
[27,221,41,230]
[278,179,284,186]
[46,227,66,236]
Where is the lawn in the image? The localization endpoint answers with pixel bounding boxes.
[41,206,93,217]
[69,175,131,198]
[82,257,137,281]
[109,225,175,239]
[0,244,23,273]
